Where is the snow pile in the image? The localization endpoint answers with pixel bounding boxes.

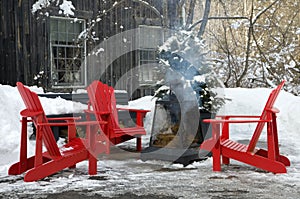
[32,0,52,13]
[0,84,87,167]
[32,0,75,16]
[0,85,26,167]
[0,83,300,186]
[59,0,75,16]
[40,96,87,115]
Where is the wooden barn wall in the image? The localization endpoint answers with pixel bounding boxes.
[0,0,101,87]
[1,0,46,86]
[0,0,165,91]
[89,0,164,91]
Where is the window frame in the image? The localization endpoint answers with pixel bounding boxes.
[137,25,164,86]
[49,16,87,89]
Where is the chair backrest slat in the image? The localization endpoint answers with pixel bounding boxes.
[109,87,119,123]
[17,82,61,157]
[247,80,285,152]
[87,81,120,129]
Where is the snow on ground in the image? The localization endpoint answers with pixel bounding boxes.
[0,84,299,198]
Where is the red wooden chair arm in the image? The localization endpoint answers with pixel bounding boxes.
[20,109,44,117]
[215,115,261,119]
[117,107,150,113]
[84,109,93,114]
[47,117,82,121]
[203,118,272,143]
[84,109,110,116]
[117,108,150,127]
[37,120,106,127]
[20,109,83,122]
[94,111,110,116]
[215,107,278,120]
[203,118,271,124]
[118,108,150,126]
[266,107,280,113]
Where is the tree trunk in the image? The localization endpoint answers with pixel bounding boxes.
[236,1,254,87]
[185,0,196,29]
[197,0,211,38]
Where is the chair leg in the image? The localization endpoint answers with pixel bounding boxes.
[212,141,221,171]
[69,165,76,169]
[8,156,35,175]
[222,156,230,165]
[221,122,230,165]
[19,117,28,174]
[88,154,97,175]
[212,124,221,171]
[136,137,142,151]
[106,138,110,154]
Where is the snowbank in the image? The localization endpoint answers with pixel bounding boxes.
[0,84,87,167]
[0,85,25,167]
[0,83,299,175]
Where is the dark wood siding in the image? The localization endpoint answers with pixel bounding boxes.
[0,0,100,87]
[1,0,47,86]
[0,0,165,95]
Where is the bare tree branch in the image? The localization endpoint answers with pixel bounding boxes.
[236,0,254,87]
[252,0,279,24]
[236,0,280,87]
[188,16,249,31]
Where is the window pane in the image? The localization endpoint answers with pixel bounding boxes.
[58,20,66,33]
[57,47,65,58]
[148,51,155,60]
[140,51,148,60]
[139,49,159,83]
[73,22,82,33]
[67,21,74,33]
[74,59,82,70]
[50,20,58,32]
[56,33,67,42]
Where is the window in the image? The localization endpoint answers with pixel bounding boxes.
[50,17,86,88]
[137,26,164,86]
[138,49,159,84]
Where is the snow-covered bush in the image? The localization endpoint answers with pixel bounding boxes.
[155,30,225,113]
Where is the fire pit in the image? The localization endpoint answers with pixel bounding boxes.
[141,49,223,165]
[141,93,214,166]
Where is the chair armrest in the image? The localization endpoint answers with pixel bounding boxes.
[74,120,107,126]
[203,118,271,124]
[37,120,107,127]
[84,109,110,115]
[47,117,82,121]
[266,107,280,113]
[117,107,149,112]
[117,107,150,127]
[20,109,43,117]
[117,107,150,113]
[215,115,260,119]
[84,109,93,114]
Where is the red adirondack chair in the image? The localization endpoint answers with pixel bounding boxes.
[8,82,107,182]
[86,81,150,153]
[200,80,290,173]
